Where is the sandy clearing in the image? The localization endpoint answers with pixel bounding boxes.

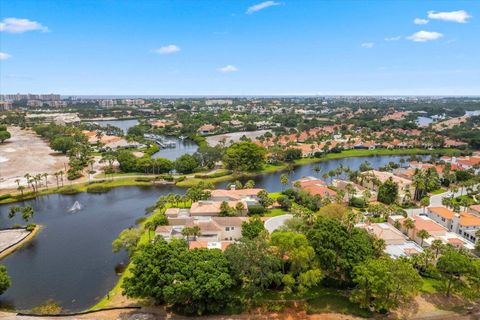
[206,130,272,146]
[0,127,68,190]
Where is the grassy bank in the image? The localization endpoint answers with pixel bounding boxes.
[0,225,41,260]
[177,148,463,188]
[0,178,155,205]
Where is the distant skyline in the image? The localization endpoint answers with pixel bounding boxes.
[1,1,479,95]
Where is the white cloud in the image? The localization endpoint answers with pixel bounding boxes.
[361,42,374,48]
[427,10,471,23]
[154,45,181,54]
[0,52,11,60]
[218,65,238,73]
[407,30,443,42]
[384,36,401,41]
[246,1,280,14]
[0,17,49,33]
[414,18,429,25]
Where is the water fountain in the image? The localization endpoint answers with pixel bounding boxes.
[69,201,82,212]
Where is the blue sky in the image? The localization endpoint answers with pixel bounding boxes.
[0,0,479,95]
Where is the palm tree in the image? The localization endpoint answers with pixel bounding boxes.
[393,219,401,230]
[24,173,32,191]
[417,229,430,247]
[420,197,430,214]
[402,218,415,237]
[17,185,25,197]
[53,172,60,188]
[313,165,321,177]
[144,221,155,241]
[174,194,182,207]
[345,183,355,201]
[280,174,289,190]
[42,173,49,189]
[59,170,64,187]
[430,239,443,258]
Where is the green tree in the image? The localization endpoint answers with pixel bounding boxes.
[123,239,234,315]
[174,154,199,174]
[417,229,430,247]
[306,217,382,284]
[223,142,266,171]
[437,249,472,297]
[402,218,415,237]
[50,136,76,154]
[0,265,11,295]
[377,177,398,205]
[420,196,430,214]
[270,231,322,292]
[257,190,274,208]
[224,236,282,299]
[0,130,11,143]
[280,174,289,190]
[112,227,142,257]
[244,180,255,189]
[350,258,422,312]
[241,217,266,239]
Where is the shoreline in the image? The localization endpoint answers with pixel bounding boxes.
[0,148,464,205]
[0,225,41,260]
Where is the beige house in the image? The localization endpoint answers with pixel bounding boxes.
[190,200,248,217]
[361,170,414,202]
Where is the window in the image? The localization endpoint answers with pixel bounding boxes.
[225,227,230,231]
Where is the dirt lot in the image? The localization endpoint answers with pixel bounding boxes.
[206,130,271,146]
[0,127,68,191]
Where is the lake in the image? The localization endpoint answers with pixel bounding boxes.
[151,138,198,161]
[0,154,422,312]
[0,185,184,312]
[86,119,139,134]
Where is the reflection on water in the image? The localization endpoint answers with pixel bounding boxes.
[85,119,139,134]
[151,138,198,161]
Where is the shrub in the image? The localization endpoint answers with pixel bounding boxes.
[349,197,367,208]
[0,194,12,201]
[86,185,111,193]
[135,177,153,182]
[26,224,36,232]
[59,186,80,195]
[248,205,266,216]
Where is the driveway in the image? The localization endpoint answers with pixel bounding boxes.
[264,214,293,233]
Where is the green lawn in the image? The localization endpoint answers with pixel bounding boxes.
[430,188,448,195]
[265,208,289,217]
[258,286,373,318]
[420,276,443,294]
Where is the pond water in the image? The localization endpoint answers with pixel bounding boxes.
[416,116,434,126]
[86,119,139,134]
[0,154,423,312]
[151,138,198,161]
[0,185,184,312]
[217,155,426,192]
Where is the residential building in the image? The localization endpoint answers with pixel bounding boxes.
[189,200,248,217]
[427,207,480,243]
[198,124,216,135]
[361,170,414,202]
[358,222,423,258]
[209,188,263,205]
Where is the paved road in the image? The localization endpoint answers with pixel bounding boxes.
[405,187,470,217]
[264,214,293,233]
